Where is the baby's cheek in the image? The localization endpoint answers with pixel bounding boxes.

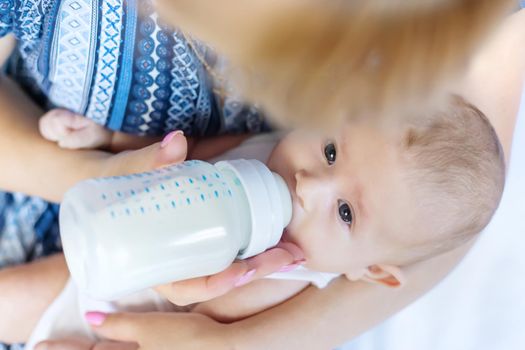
[302,231,346,271]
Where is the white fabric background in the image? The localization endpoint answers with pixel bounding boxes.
[341,87,525,350]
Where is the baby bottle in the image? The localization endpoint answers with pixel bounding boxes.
[59,159,292,300]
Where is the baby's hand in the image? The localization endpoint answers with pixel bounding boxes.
[39,108,113,150]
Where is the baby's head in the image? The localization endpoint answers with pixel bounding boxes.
[267,96,505,287]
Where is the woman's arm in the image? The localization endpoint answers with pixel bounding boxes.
[457,8,525,161]
[0,72,112,202]
[0,35,190,202]
[0,34,113,201]
[0,74,192,203]
[230,241,472,349]
[61,241,471,350]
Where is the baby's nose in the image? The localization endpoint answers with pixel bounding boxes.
[294,170,323,210]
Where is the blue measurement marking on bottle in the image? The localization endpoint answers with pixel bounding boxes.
[171,200,176,208]
[160,184,166,191]
[175,181,180,187]
[228,189,232,197]
[140,206,145,214]
[156,204,161,211]
[214,190,219,198]
[186,198,191,205]
[131,190,136,196]
[102,194,107,200]
[201,175,207,181]
[110,210,116,218]
[189,178,194,184]
[214,172,220,178]
[125,208,131,215]
[200,194,205,201]
[145,187,150,193]
[117,191,122,197]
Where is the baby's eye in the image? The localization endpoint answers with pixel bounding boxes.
[324,142,336,165]
[338,200,353,225]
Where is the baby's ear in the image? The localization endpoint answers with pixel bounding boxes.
[352,264,406,288]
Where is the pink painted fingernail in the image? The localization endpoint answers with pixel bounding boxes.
[293,258,306,265]
[278,264,301,273]
[234,269,256,287]
[85,311,107,326]
[161,130,184,148]
[278,259,306,273]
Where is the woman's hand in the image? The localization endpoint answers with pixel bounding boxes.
[35,241,304,350]
[37,312,234,350]
[93,312,232,350]
[98,131,188,177]
[155,241,305,305]
[100,131,305,305]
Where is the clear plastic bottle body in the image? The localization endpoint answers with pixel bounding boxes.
[60,160,252,300]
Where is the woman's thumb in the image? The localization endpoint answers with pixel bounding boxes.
[102,131,187,176]
[85,312,144,343]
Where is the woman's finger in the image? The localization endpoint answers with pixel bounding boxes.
[35,338,95,350]
[154,262,248,305]
[101,131,187,176]
[242,241,305,280]
[155,241,304,304]
[85,312,146,344]
[92,341,139,350]
[36,337,138,350]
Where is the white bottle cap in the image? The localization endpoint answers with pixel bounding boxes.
[215,159,292,259]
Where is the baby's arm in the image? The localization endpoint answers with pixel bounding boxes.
[226,243,474,349]
[109,131,250,158]
[39,108,251,158]
[39,108,164,152]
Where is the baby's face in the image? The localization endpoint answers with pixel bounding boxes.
[267,124,418,276]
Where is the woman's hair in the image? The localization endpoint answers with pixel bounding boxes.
[238,0,513,127]
[159,0,513,128]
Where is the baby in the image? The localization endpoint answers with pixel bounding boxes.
[13,95,507,347]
